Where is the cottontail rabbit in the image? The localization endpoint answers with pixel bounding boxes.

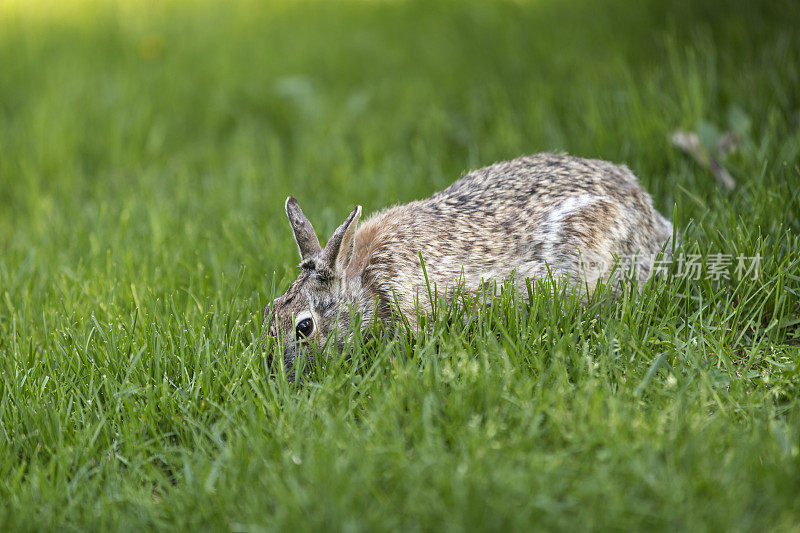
[264,153,674,371]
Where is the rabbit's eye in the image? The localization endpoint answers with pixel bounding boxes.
[295,317,314,339]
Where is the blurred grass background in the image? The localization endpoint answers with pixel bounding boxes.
[1,0,799,529]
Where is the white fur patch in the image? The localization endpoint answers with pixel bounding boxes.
[546,194,604,225]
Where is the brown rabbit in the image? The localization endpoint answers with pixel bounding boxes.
[264,153,674,372]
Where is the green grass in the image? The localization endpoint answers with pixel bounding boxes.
[1,0,800,529]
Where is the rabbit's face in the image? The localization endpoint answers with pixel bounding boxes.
[263,197,361,375]
[265,264,354,373]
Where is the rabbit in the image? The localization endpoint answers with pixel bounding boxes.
[263,153,674,372]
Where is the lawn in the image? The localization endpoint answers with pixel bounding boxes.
[1,0,799,530]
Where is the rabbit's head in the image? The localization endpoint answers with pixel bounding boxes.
[263,197,362,374]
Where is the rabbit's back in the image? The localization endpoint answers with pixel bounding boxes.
[433,153,645,209]
[354,153,673,319]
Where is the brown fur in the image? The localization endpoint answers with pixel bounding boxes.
[265,153,674,373]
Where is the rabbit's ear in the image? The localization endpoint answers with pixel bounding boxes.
[322,205,362,273]
[285,196,322,260]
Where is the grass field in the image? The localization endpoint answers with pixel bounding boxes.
[1,0,800,529]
